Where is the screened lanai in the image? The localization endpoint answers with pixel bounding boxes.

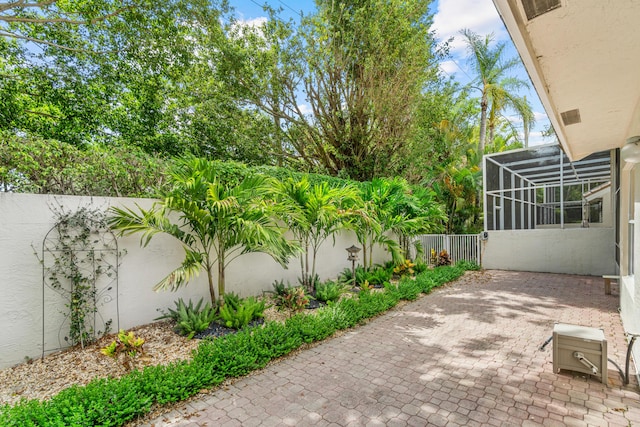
[483,144,615,231]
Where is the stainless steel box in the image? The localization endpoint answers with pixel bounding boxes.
[552,323,607,384]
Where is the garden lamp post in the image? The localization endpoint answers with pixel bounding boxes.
[346,245,361,288]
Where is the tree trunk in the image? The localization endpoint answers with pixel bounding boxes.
[362,240,368,272]
[217,248,225,306]
[311,244,317,292]
[206,262,216,305]
[478,93,488,164]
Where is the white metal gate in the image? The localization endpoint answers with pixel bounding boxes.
[415,234,481,266]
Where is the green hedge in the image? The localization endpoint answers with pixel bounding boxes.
[0,136,361,197]
[0,262,475,426]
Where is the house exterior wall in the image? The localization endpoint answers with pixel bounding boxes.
[0,193,384,369]
[482,228,615,276]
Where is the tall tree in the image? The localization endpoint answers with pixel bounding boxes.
[460,29,534,155]
[219,0,440,180]
[0,0,236,153]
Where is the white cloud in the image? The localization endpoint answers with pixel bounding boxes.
[439,60,461,75]
[237,17,267,28]
[534,111,548,122]
[432,0,508,54]
[527,131,547,147]
[298,103,312,115]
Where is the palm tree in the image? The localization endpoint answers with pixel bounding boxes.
[460,29,534,155]
[108,158,297,304]
[350,178,444,270]
[275,177,357,292]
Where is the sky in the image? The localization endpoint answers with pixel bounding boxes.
[229,0,552,147]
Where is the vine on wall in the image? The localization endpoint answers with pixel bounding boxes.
[39,203,121,352]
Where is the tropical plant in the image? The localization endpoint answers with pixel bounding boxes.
[393,259,416,277]
[219,295,267,329]
[460,29,534,155]
[273,286,310,314]
[431,164,483,234]
[436,250,452,267]
[350,177,443,270]
[314,281,348,303]
[275,177,357,292]
[100,329,145,371]
[156,298,217,339]
[108,157,298,304]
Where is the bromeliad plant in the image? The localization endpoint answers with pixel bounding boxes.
[108,158,299,305]
[156,298,217,339]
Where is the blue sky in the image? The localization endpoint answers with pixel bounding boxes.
[229,0,552,147]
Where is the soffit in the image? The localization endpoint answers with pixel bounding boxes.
[492,0,640,161]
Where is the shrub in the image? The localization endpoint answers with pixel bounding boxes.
[436,250,452,266]
[314,281,348,303]
[100,330,145,371]
[413,261,428,274]
[393,259,416,276]
[270,279,289,297]
[156,298,217,339]
[456,260,480,271]
[273,286,310,314]
[219,296,267,329]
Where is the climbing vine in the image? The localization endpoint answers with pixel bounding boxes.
[40,204,121,350]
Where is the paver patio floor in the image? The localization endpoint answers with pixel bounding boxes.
[141,270,640,426]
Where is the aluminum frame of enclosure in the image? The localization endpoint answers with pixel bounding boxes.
[483,144,613,231]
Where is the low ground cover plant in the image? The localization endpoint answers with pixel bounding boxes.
[0,262,476,426]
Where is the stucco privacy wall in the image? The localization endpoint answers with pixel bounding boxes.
[0,192,382,369]
[482,228,615,276]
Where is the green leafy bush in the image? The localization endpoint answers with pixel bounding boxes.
[338,265,391,287]
[219,296,266,329]
[156,298,217,339]
[314,281,348,303]
[270,279,289,297]
[413,261,428,274]
[0,133,169,197]
[456,260,480,271]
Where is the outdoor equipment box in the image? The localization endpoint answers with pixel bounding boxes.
[552,323,607,384]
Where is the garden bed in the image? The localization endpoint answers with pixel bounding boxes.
[0,301,292,407]
[0,265,478,426]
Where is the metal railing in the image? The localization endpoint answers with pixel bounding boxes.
[414,234,481,266]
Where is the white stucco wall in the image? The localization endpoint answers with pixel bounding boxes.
[0,193,386,369]
[481,228,616,276]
